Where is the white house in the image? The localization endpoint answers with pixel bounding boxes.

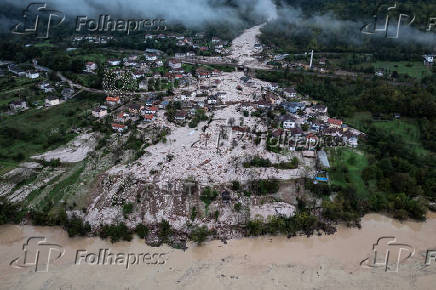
[283,119,296,129]
[168,59,182,69]
[26,71,39,79]
[132,71,145,79]
[92,106,108,118]
[424,55,434,65]
[207,96,217,104]
[45,96,60,106]
[145,54,157,61]
[84,62,97,72]
[108,60,121,66]
[9,100,27,111]
[283,87,297,98]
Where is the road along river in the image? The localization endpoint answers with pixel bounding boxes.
[1,213,436,290]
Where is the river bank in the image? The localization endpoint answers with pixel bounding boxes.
[1,213,436,290]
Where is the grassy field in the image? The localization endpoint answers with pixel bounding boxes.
[373,119,428,157]
[344,111,372,131]
[0,93,104,170]
[328,148,370,199]
[373,61,431,79]
[23,162,85,211]
[0,81,46,108]
[69,50,128,64]
[182,64,195,73]
[0,76,40,93]
[41,163,85,210]
[346,112,428,158]
[69,73,100,88]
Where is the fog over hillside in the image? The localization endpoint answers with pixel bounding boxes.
[0,0,434,46]
[0,0,278,29]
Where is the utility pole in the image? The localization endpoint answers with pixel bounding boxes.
[309,50,314,69]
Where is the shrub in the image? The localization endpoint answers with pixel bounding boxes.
[0,197,24,225]
[158,219,172,243]
[64,215,91,237]
[190,225,210,245]
[250,179,280,195]
[200,187,218,209]
[135,224,149,239]
[122,203,134,218]
[99,223,132,243]
[231,180,240,191]
[191,206,198,221]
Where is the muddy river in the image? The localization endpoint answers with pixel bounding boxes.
[1,213,435,290]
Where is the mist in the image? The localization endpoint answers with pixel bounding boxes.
[0,0,278,29]
[0,0,434,47]
[264,5,436,48]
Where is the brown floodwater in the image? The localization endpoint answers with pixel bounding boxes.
[1,213,436,290]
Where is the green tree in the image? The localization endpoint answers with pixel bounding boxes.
[190,225,210,245]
